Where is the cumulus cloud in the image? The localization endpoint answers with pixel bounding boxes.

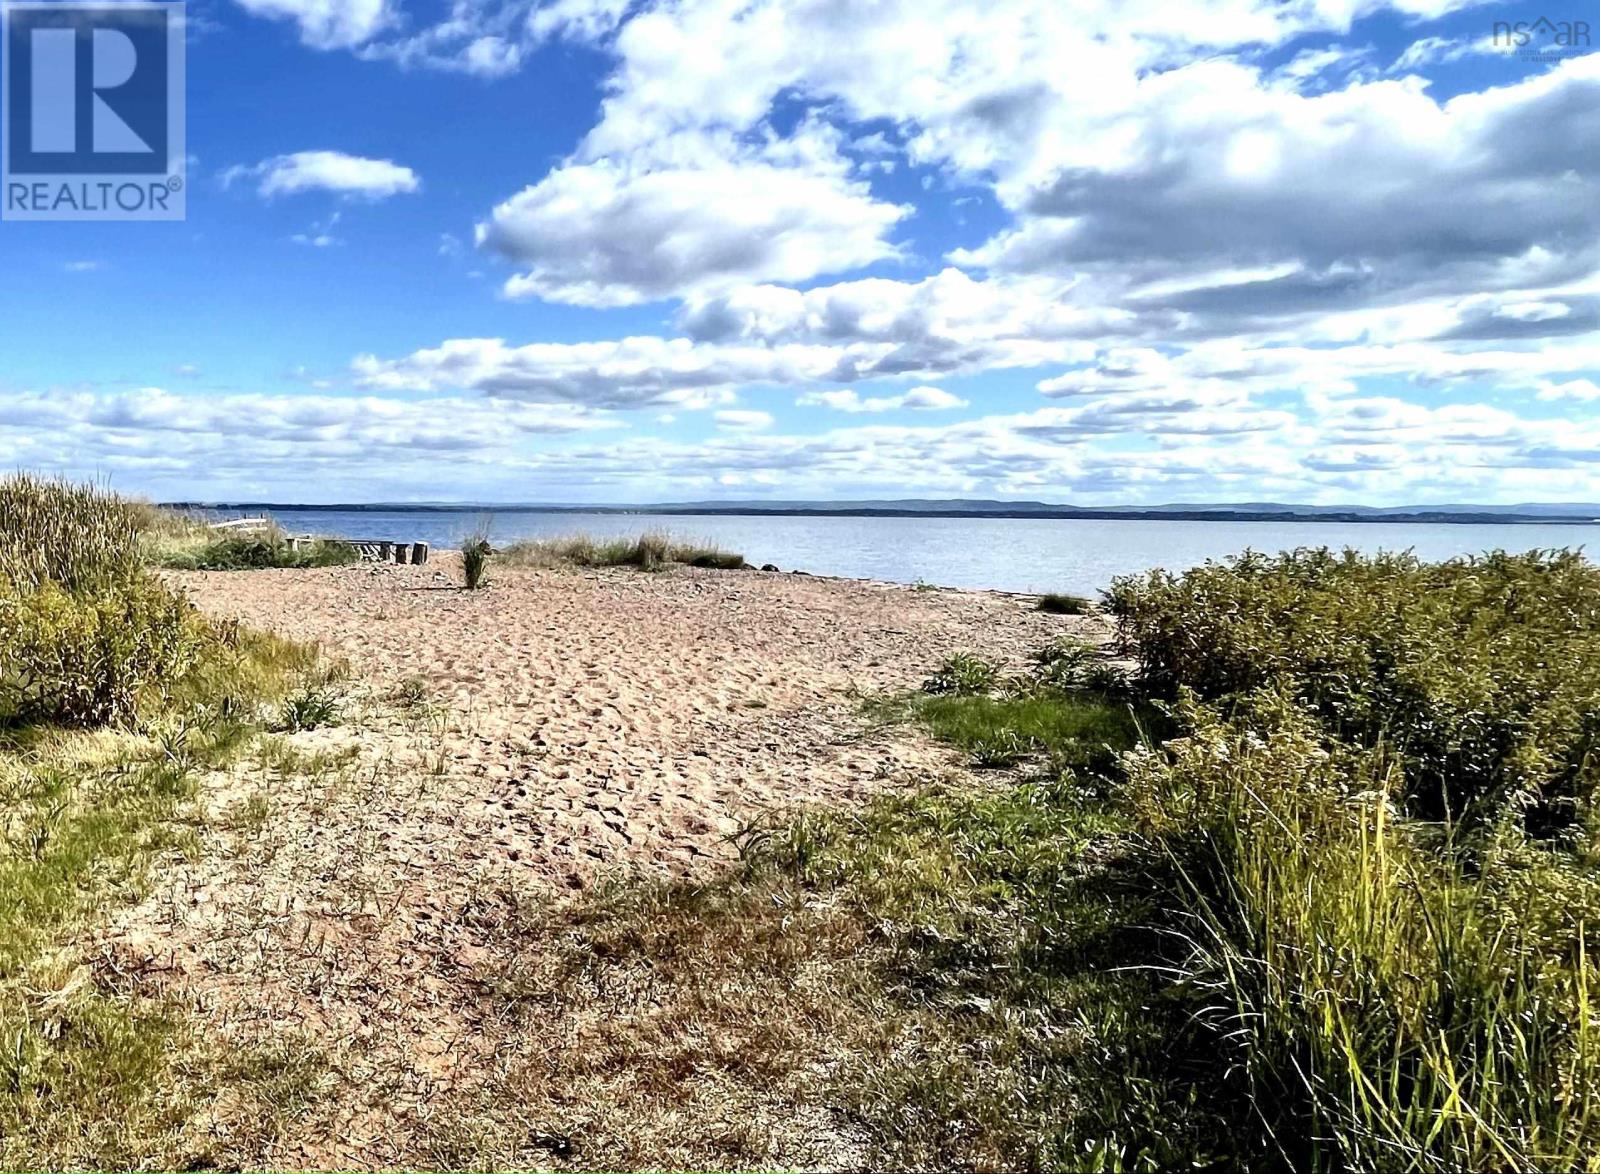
[123,1,1600,504]
[224,151,420,200]
[477,130,909,306]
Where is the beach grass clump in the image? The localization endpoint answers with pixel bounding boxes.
[1124,693,1600,1170]
[0,474,143,594]
[461,525,492,590]
[1036,591,1091,615]
[500,531,745,573]
[920,651,998,696]
[149,526,356,572]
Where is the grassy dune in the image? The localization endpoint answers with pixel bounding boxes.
[0,476,340,1165]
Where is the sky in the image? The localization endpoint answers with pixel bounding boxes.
[3,0,1600,505]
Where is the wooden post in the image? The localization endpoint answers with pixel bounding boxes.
[412,542,429,566]
[394,543,410,565]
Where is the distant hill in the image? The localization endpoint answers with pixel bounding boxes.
[165,498,1600,525]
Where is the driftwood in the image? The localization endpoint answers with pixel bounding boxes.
[346,539,429,565]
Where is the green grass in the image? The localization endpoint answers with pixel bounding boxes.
[149,530,356,571]
[0,476,337,1165]
[457,680,1216,1170]
[499,530,746,572]
[876,689,1147,777]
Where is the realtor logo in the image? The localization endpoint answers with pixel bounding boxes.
[2,2,185,220]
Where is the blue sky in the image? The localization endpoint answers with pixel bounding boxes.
[3,0,1600,504]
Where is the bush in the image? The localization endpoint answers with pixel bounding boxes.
[0,577,212,726]
[152,531,356,571]
[1109,547,1600,835]
[1036,592,1090,615]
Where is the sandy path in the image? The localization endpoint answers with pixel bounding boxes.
[100,562,1098,1167]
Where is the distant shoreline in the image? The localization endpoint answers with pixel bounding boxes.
[162,502,1600,527]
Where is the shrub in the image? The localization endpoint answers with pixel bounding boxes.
[922,652,998,696]
[1036,592,1090,615]
[1032,635,1094,690]
[0,577,212,726]
[151,530,356,571]
[1109,547,1600,834]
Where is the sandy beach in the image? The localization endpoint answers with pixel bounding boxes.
[99,560,1100,1166]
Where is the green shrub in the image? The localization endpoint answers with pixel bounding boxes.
[1126,694,1600,1170]
[152,532,356,571]
[921,652,998,696]
[1032,635,1094,690]
[0,577,212,727]
[1036,592,1090,615]
[1109,547,1600,834]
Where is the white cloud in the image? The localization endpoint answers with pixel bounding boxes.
[477,136,908,306]
[799,386,968,413]
[1537,379,1600,401]
[231,0,394,50]
[224,151,420,200]
[715,409,775,431]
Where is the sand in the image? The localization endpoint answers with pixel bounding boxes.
[98,560,1104,1167]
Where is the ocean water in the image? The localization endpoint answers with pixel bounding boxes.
[251,508,1600,597]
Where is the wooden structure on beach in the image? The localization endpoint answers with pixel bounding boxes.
[283,535,430,565]
[207,518,428,565]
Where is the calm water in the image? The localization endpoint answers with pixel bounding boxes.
[254,509,1599,596]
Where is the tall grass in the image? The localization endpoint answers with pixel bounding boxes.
[0,475,142,593]
[1127,696,1600,1170]
[461,521,492,589]
[499,531,745,572]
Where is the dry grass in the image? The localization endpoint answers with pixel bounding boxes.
[499,531,746,572]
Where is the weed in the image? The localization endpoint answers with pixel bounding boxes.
[921,652,997,696]
[1036,592,1091,615]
